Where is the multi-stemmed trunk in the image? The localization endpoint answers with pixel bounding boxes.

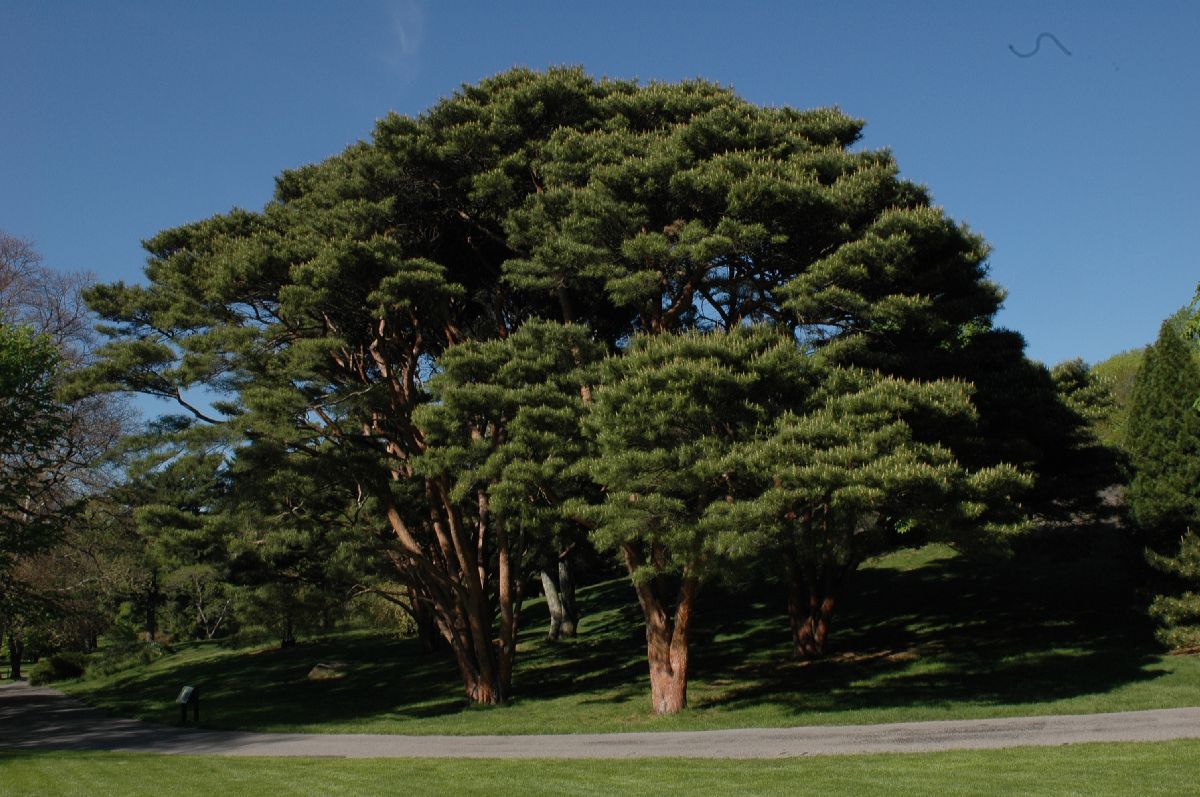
[783,534,855,660]
[382,484,521,706]
[623,543,699,715]
[788,569,839,659]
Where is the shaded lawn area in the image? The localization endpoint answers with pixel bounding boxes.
[5,742,1200,797]
[56,533,1200,735]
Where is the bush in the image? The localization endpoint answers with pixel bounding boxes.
[349,584,418,639]
[28,652,88,685]
[85,641,170,678]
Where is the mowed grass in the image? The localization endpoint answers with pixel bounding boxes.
[4,741,1200,797]
[58,530,1200,735]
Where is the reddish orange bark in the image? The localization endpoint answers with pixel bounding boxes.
[624,543,699,715]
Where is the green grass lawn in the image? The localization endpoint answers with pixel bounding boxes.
[4,741,1200,797]
[56,532,1200,735]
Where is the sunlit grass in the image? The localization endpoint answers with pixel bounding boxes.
[6,741,1200,797]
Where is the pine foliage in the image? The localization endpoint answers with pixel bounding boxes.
[1126,320,1200,543]
[1148,531,1200,651]
[79,67,1050,704]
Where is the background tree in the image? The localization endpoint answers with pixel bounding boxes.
[1051,359,1117,430]
[1046,358,1125,516]
[1125,320,1200,548]
[1090,348,1145,447]
[1,232,129,676]
[224,443,386,647]
[0,320,62,678]
[1091,308,1199,450]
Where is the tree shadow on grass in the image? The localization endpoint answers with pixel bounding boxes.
[691,529,1168,717]
[75,528,1183,731]
[82,579,654,730]
[512,579,649,704]
[79,634,470,729]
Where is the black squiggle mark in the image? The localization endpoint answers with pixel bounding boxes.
[1009,32,1072,58]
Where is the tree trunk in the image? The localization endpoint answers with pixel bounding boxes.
[540,569,565,640]
[624,543,698,715]
[320,604,334,633]
[409,588,444,654]
[280,612,296,648]
[645,588,693,715]
[7,633,24,680]
[458,658,500,705]
[495,517,516,704]
[791,584,837,659]
[557,555,580,637]
[443,614,509,707]
[785,548,851,660]
[145,570,159,642]
[540,550,581,640]
[381,486,519,707]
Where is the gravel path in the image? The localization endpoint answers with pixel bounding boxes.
[3,681,1200,759]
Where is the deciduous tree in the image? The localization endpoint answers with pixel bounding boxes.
[1,231,127,676]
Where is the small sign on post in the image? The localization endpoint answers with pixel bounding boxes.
[176,685,199,723]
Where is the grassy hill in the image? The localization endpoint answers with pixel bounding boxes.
[1090,326,1200,448]
[1091,347,1145,447]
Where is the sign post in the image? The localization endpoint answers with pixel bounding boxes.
[176,685,199,723]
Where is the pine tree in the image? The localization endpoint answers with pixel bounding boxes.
[734,368,1027,659]
[578,326,793,714]
[1126,320,1200,545]
[82,67,1036,705]
[411,320,602,697]
[1148,531,1200,651]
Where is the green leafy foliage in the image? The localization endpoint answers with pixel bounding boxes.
[415,319,602,566]
[0,319,65,664]
[27,651,87,685]
[1093,308,1200,450]
[1052,359,1117,428]
[0,319,61,555]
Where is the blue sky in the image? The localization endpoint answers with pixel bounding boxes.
[2,1,1197,366]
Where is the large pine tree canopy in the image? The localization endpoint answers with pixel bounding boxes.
[81,67,1057,709]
